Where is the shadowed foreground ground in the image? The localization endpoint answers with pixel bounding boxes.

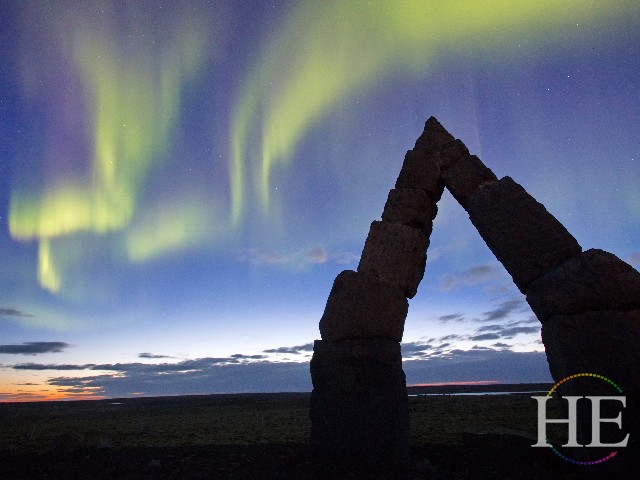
[0,391,637,479]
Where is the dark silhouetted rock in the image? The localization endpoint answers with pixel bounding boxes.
[397,118,469,201]
[542,310,640,391]
[465,176,582,292]
[310,338,410,466]
[319,270,408,342]
[542,310,640,447]
[436,139,470,171]
[381,188,437,235]
[442,154,498,206]
[526,249,640,321]
[358,221,429,298]
[414,116,455,150]
[394,148,444,202]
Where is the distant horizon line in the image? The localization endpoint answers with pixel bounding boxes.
[0,381,556,404]
[407,380,501,387]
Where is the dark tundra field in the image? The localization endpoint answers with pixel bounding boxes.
[0,387,637,479]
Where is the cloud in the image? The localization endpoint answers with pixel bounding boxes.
[403,350,552,385]
[6,337,551,399]
[13,363,94,370]
[0,342,70,355]
[472,321,540,341]
[401,340,463,360]
[263,343,314,355]
[12,342,316,380]
[438,313,465,323]
[401,342,434,357]
[230,354,268,360]
[12,353,280,373]
[11,344,550,400]
[237,247,359,268]
[438,334,466,342]
[441,264,499,291]
[475,324,504,333]
[496,326,540,338]
[470,333,501,341]
[0,392,50,402]
[47,362,313,398]
[415,320,540,350]
[521,315,540,325]
[138,353,175,359]
[481,298,529,321]
[0,308,34,318]
[32,348,553,398]
[306,247,328,264]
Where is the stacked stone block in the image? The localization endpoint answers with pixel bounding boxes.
[318,270,408,342]
[310,338,409,465]
[464,177,582,292]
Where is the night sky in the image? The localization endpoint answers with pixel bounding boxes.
[1,1,639,401]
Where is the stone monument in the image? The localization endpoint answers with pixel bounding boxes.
[310,117,640,465]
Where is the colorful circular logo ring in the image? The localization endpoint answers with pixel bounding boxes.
[545,372,623,465]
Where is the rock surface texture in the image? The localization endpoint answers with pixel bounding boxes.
[310,339,409,465]
[526,248,640,321]
[464,176,582,292]
[310,116,640,465]
[318,270,408,342]
[357,221,429,299]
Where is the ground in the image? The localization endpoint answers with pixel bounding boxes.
[1,392,637,479]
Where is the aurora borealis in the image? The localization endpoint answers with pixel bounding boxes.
[231,0,628,218]
[1,1,639,401]
[9,1,211,295]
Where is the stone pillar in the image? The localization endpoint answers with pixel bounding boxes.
[310,117,451,467]
[310,338,409,465]
[529,251,640,450]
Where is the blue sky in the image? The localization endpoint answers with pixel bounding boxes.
[1,1,639,401]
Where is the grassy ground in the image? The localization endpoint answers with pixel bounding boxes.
[0,392,552,452]
[0,393,310,452]
[0,393,636,479]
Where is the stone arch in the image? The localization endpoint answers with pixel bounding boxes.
[310,117,640,466]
